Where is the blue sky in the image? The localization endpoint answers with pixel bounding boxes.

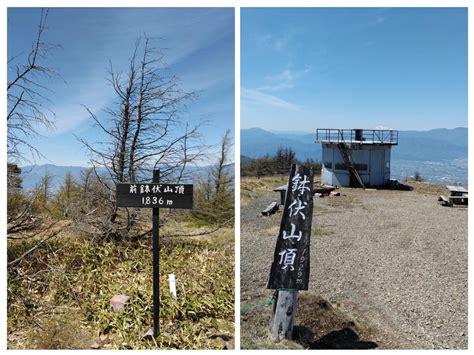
[241,8,467,132]
[8,8,234,166]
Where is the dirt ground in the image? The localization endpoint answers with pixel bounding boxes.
[240,177,468,349]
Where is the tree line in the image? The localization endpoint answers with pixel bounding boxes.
[241,147,321,178]
[7,129,233,239]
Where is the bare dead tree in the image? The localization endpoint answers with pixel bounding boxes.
[78,36,207,239]
[38,172,54,207]
[213,129,233,196]
[127,38,207,182]
[7,9,63,239]
[193,129,234,224]
[7,9,61,162]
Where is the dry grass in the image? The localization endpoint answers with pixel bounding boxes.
[312,227,333,238]
[325,193,362,209]
[7,223,234,350]
[408,180,452,196]
[240,176,287,207]
[241,175,325,207]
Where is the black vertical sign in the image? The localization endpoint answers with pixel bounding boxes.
[115,169,193,338]
[267,164,313,290]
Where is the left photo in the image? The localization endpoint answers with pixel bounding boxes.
[7,7,235,350]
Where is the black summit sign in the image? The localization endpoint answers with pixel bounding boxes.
[116,183,193,209]
[116,170,193,338]
[267,164,313,290]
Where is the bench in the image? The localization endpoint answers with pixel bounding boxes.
[439,186,468,207]
[273,183,336,205]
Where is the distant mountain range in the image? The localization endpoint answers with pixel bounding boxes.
[241,127,467,162]
[241,127,468,185]
[18,127,467,189]
[20,163,234,191]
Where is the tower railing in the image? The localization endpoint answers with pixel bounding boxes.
[316,128,398,145]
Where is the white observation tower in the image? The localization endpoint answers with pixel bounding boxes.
[315,128,398,188]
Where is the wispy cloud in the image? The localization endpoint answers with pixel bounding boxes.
[254,32,293,52]
[39,9,234,137]
[36,75,112,137]
[257,82,295,92]
[241,87,301,111]
[111,8,234,67]
[258,65,311,92]
[375,125,395,130]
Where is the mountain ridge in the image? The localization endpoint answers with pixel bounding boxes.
[241,127,467,162]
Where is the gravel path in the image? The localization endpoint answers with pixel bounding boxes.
[240,186,468,349]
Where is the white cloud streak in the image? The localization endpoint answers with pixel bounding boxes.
[241,87,301,111]
[258,66,311,92]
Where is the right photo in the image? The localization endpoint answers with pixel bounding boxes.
[240,7,467,350]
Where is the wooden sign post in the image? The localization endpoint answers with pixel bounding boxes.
[116,169,193,338]
[267,164,313,341]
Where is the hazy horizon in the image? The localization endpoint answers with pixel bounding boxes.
[242,126,468,134]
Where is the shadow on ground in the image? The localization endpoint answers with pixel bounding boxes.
[294,293,378,349]
[311,327,377,349]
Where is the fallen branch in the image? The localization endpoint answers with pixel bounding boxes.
[7,220,59,240]
[83,207,99,217]
[8,222,71,267]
